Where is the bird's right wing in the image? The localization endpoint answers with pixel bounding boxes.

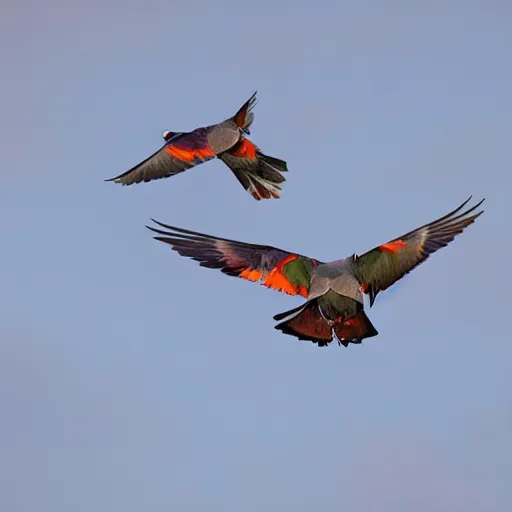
[352,197,485,306]
[106,129,215,185]
[233,91,258,135]
[147,221,321,297]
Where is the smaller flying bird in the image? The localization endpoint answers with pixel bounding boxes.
[146,197,484,347]
[106,92,288,200]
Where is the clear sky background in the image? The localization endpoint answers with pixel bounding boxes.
[1,1,511,510]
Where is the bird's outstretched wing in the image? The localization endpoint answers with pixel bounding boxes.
[147,221,320,297]
[353,197,485,306]
[106,129,215,185]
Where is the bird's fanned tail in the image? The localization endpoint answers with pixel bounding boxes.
[219,138,288,200]
[274,291,378,347]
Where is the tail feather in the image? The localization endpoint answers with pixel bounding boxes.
[258,153,288,179]
[218,142,288,200]
[275,301,333,346]
[231,168,283,200]
[273,303,305,322]
[274,293,379,347]
[332,311,379,347]
[241,152,288,200]
[234,91,257,135]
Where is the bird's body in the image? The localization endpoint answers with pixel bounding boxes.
[147,197,484,347]
[308,258,362,302]
[106,92,288,200]
[203,119,240,154]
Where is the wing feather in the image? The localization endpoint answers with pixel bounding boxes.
[147,221,320,297]
[353,196,485,306]
[106,129,215,185]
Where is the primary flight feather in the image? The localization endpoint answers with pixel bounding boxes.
[147,197,484,347]
[106,92,288,200]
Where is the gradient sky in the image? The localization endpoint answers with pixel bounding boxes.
[1,1,511,510]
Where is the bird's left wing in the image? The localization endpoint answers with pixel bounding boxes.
[147,221,320,297]
[106,129,215,185]
[352,196,485,306]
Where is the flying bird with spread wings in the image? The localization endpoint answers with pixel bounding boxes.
[106,92,288,200]
[146,197,484,347]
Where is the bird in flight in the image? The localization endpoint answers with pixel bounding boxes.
[146,197,484,347]
[106,92,288,200]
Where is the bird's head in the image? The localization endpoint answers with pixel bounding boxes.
[162,130,176,141]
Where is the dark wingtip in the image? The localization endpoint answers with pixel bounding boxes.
[459,195,487,214]
[146,219,167,236]
[473,196,486,210]
[149,218,175,230]
[247,91,258,112]
[146,222,172,237]
[104,173,129,184]
[454,196,486,220]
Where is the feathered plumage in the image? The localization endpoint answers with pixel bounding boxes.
[106,92,288,200]
[147,197,485,347]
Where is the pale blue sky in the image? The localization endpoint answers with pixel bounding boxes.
[1,1,511,510]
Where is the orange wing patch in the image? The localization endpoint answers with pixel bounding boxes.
[231,139,257,160]
[298,285,308,298]
[237,254,309,297]
[379,239,407,253]
[239,268,263,282]
[263,270,299,295]
[263,254,308,297]
[165,145,215,162]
